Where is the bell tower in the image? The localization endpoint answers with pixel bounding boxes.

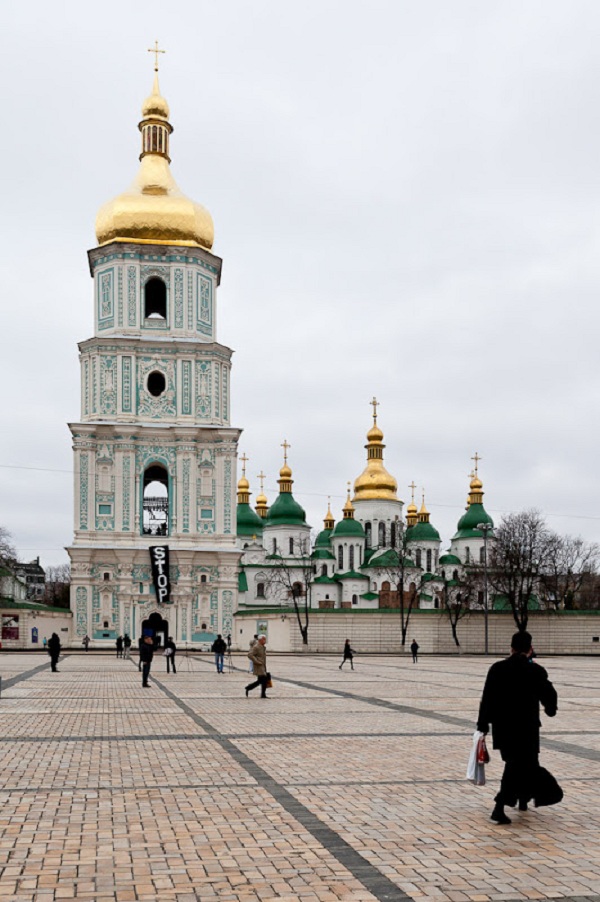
[68,54,241,647]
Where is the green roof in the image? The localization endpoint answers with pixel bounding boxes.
[332,518,365,538]
[238,570,248,593]
[363,548,413,569]
[0,598,70,613]
[405,521,440,543]
[335,570,369,581]
[360,591,379,600]
[315,527,333,549]
[265,492,307,526]
[237,503,264,537]
[311,548,336,561]
[453,503,494,539]
[313,575,338,584]
[439,553,461,565]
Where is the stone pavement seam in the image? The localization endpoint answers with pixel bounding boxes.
[153,674,411,902]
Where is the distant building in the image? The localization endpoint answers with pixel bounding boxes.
[14,557,46,599]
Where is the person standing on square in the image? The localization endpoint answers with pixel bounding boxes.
[245,636,269,697]
[140,636,154,687]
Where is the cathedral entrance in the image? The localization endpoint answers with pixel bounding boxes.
[142,612,169,648]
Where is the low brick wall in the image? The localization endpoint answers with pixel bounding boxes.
[278,610,600,655]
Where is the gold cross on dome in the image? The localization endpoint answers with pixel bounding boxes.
[408,480,416,502]
[371,396,379,421]
[239,453,249,476]
[281,439,291,463]
[148,40,166,72]
[257,471,266,492]
[471,451,481,475]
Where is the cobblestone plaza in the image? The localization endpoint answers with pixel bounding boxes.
[0,652,598,901]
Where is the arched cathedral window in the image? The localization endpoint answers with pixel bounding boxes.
[378,522,386,547]
[144,278,167,320]
[142,465,169,536]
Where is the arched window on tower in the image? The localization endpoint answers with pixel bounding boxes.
[144,278,167,320]
[365,522,372,548]
[321,564,327,577]
[256,582,265,599]
[338,546,344,570]
[378,522,386,547]
[289,537,294,555]
[391,522,397,549]
[415,548,422,568]
[142,465,169,536]
[426,549,432,572]
[465,547,471,563]
[349,545,355,570]
[480,546,485,564]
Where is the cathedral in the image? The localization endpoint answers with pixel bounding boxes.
[236,405,495,615]
[68,62,495,647]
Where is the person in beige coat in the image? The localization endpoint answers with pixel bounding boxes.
[245,636,269,698]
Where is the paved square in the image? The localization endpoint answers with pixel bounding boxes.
[0,651,599,901]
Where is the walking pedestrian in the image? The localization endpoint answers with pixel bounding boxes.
[82,635,90,652]
[212,634,227,673]
[339,639,355,670]
[248,634,258,673]
[116,635,123,658]
[47,633,61,672]
[138,635,144,671]
[410,639,419,663]
[165,636,177,674]
[245,636,269,697]
[140,636,155,687]
[477,630,558,825]
[123,634,131,659]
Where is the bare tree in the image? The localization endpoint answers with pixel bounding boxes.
[440,572,478,647]
[540,535,599,610]
[488,509,553,631]
[264,534,313,645]
[0,526,17,568]
[44,564,71,608]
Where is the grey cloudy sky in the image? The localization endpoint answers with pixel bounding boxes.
[2,0,600,567]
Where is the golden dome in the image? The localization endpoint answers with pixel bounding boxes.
[237,475,250,492]
[279,464,292,479]
[95,72,214,250]
[353,404,398,502]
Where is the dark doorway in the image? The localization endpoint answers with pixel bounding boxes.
[142,612,170,648]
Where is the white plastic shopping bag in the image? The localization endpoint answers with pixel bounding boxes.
[467,730,490,785]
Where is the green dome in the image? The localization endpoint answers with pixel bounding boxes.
[452,503,493,540]
[315,527,333,548]
[439,553,461,565]
[266,492,307,526]
[237,503,264,537]
[405,521,440,543]
[332,518,365,538]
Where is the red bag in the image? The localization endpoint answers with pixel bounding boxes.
[476,735,490,764]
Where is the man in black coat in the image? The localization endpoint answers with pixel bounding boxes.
[47,633,61,672]
[139,636,155,687]
[477,630,557,825]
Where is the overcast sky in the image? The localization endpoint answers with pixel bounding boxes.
[2,1,600,567]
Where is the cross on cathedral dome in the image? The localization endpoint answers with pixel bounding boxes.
[95,52,214,250]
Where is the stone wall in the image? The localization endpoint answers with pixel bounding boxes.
[275,610,600,655]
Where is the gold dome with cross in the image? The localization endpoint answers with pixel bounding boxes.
[95,43,214,250]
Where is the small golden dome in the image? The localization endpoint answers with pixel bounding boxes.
[237,475,250,492]
[470,475,483,491]
[367,423,384,442]
[406,501,417,514]
[142,74,170,119]
[95,72,214,250]
[279,464,292,479]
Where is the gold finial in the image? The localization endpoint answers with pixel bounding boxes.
[257,471,266,492]
[371,396,379,423]
[239,453,249,477]
[148,40,166,73]
[409,480,416,503]
[281,439,291,463]
[471,452,481,475]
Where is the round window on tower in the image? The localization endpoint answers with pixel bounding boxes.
[147,371,166,397]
